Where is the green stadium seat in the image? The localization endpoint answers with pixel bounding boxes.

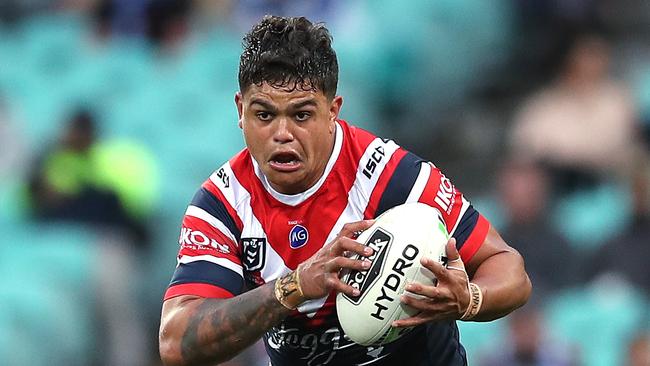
[0,223,97,366]
[545,281,649,366]
[0,284,91,366]
[551,183,632,251]
[0,223,96,301]
[0,179,29,223]
[458,317,508,363]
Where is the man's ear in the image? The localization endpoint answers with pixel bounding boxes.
[235,92,244,129]
[329,96,343,133]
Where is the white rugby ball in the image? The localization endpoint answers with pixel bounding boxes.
[336,202,449,346]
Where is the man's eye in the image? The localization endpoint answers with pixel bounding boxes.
[295,112,311,122]
[257,112,273,121]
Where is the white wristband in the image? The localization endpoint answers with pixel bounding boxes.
[461,282,483,320]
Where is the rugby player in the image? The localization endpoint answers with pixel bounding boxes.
[159,15,531,366]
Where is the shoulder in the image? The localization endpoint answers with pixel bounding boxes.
[196,149,252,212]
[338,119,406,162]
[338,119,379,153]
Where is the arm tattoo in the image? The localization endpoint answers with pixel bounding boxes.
[180,282,291,365]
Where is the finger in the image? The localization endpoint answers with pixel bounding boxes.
[392,314,431,328]
[397,296,456,324]
[327,256,371,272]
[400,293,440,311]
[338,220,374,238]
[337,236,374,257]
[445,238,462,264]
[392,310,456,327]
[405,282,445,300]
[421,257,451,282]
[326,276,361,297]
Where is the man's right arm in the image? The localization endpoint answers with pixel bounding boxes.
[159,221,374,366]
[159,282,291,366]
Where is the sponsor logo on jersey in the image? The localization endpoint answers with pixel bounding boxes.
[267,324,349,365]
[362,144,386,179]
[289,225,309,249]
[434,174,455,214]
[242,237,267,271]
[343,228,392,304]
[267,324,394,364]
[215,167,230,188]
[179,227,230,254]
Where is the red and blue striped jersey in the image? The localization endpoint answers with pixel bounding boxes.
[165,120,490,366]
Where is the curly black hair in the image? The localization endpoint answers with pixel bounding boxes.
[238,15,339,99]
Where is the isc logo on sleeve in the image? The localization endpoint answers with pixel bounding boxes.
[362,145,386,179]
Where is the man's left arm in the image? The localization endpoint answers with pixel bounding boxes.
[393,225,531,326]
[462,225,531,321]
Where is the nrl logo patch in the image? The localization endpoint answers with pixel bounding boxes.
[242,237,266,271]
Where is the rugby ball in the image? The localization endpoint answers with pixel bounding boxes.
[336,202,449,346]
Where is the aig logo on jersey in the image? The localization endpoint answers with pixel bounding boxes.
[289,225,309,249]
[242,237,266,271]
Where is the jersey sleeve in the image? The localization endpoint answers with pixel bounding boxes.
[163,180,245,301]
[416,163,490,263]
[368,150,490,263]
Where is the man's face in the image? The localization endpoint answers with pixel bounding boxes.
[236,82,342,195]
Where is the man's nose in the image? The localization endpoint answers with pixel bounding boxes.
[273,118,294,143]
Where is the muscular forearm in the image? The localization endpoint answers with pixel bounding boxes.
[159,221,373,366]
[468,249,531,322]
[159,282,292,366]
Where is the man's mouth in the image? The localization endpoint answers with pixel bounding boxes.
[268,152,302,172]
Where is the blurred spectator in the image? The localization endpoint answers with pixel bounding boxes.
[0,0,53,23]
[29,109,114,218]
[626,332,650,366]
[145,0,192,52]
[192,0,236,30]
[26,108,158,366]
[27,108,149,244]
[90,0,117,41]
[582,167,650,296]
[95,0,149,38]
[510,32,642,193]
[478,305,577,366]
[232,0,339,32]
[497,159,575,296]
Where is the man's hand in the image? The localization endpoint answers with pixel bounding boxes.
[297,220,375,299]
[392,238,471,327]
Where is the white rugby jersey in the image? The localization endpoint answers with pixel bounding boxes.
[165,120,490,366]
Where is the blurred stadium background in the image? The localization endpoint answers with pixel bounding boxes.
[0,0,649,365]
